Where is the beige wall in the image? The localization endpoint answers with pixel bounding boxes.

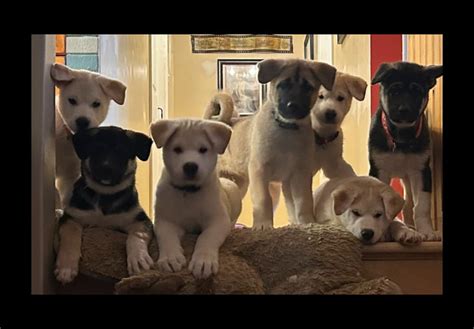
[332,34,371,176]
[168,34,305,227]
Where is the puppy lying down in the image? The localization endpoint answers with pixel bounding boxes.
[150,118,242,279]
[313,176,423,245]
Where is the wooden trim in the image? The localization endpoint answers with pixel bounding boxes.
[362,242,442,261]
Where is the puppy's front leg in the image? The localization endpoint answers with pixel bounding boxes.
[282,181,297,224]
[188,218,231,279]
[289,172,315,224]
[55,218,83,284]
[388,218,423,245]
[409,170,441,241]
[126,217,154,275]
[249,164,273,230]
[155,219,187,273]
[322,158,356,179]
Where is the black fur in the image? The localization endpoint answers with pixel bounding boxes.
[63,126,153,227]
[422,159,432,193]
[369,62,442,181]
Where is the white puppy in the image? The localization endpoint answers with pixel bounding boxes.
[51,63,127,208]
[313,176,423,245]
[311,72,368,178]
[150,119,242,279]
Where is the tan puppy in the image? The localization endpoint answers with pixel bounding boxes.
[150,119,242,279]
[51,63,127,208]
[205,59,337,230]
[311,72,368,179]
[313,176,423,244]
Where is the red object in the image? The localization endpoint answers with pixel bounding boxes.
[370,35,404,216]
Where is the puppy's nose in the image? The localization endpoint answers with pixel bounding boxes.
[325,109,337,122]
[287,102,300,112]
[75,117,90,130]
[361,229,374,242]
[183,162,198,178]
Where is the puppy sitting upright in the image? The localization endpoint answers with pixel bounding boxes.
[55,127,154,284]
[51,63,127,208]
[150,119,242,279]
[311,72,368,179]
[313,176,422,245]
[369,62,443,241]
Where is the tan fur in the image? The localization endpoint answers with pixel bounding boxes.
[313,176,422,245]
[206,59,337,230]
[51,63,127,208]
[150,119,242,279]
[203,93,239,126]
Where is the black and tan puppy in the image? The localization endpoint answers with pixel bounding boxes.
[54,126,154,284]
[369,61,443,241]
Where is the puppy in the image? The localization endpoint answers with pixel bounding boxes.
[369,62,443,241]
[150,119,242,279]
[54,126,154,284]
[311,72,368,179]
[51,63,127,208]
[313,176,423,245]
[205,59,337,229]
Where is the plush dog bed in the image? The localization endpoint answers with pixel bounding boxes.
[66,223,401,294]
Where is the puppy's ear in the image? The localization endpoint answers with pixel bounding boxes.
[371,62,396,85]
[72,128,99,160]
[126,131,153,161]
[50,63,75,85]
[332,186,358,216]
[423,65,443,89]
[308,61,337,91]
[202,120,232,154]
[380,187,405,220]
[257,59,287,84]
[97,76,127,105]
[343,74,368,101]
[149,120,179,149]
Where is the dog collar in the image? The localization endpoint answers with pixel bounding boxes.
[171,183,201,193]
[381,110,423,151]
[272,110,299,130]
[314,130,339,148]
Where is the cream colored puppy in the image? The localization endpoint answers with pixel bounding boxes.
[51,63,127,208]
[150,119,242,279]
[311,72,368,179]
[313,176,423,245]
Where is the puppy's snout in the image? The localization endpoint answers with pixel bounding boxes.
[183,162,198,179]
[75,117,90,130]
[361,229,374,242]
[324,109,337,122]
[287,101,300,112]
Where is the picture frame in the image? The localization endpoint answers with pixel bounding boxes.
[217,59,267,116]
[304,34,314,60]
[337,34,347,44]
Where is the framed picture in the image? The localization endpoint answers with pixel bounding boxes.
[217,59,267,116]
[337,34,347,44]
[304,34,314,60]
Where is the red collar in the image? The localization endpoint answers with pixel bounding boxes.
[314,130,339,148]
[381,110,423,151]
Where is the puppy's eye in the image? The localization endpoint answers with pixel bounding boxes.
[352,210,361,217]
[173,147,183,154]
[337,96,345,102]
[91,101,101,108]
[302,80,314,92]
[374,212,383,219]
[199,147,208,154]
[278,79,292,90]
[318,94,324,99]
[68,98,77,105]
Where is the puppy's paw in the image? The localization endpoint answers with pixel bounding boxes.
[54,255,79,284]
[157,250,186,273]
[418,228,442,241]
[127,247,154,276]
[393,227,423,245]
[188,250,219,279]
[252,221,273,231]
